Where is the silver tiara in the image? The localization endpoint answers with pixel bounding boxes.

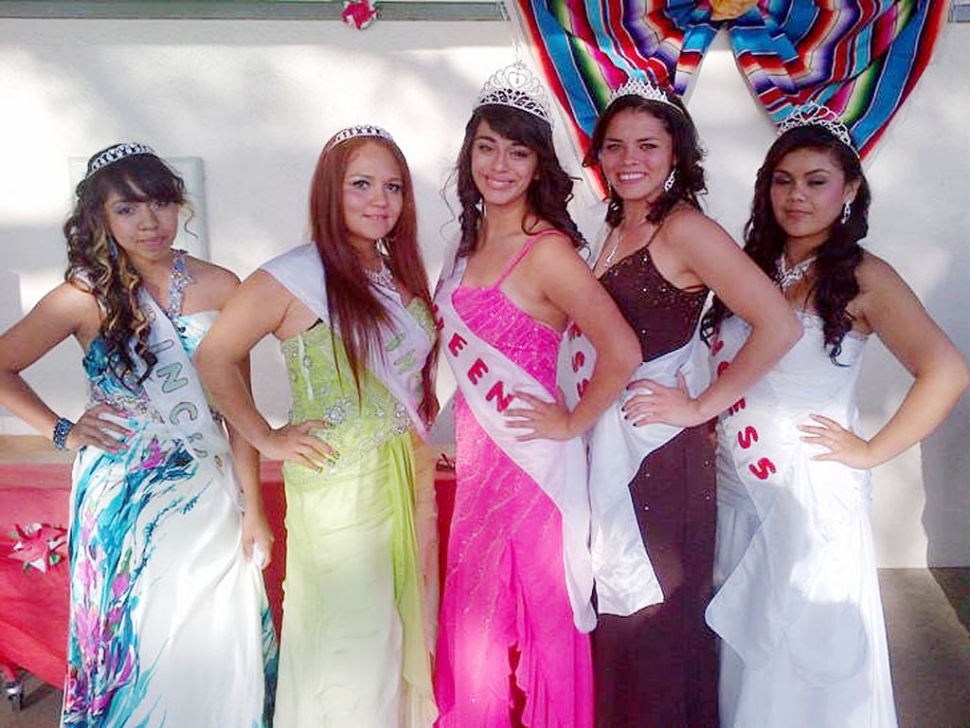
[777,103,857,155]
[474,61,552,126]
[85,142,156,178]
[608,77,683,115]
[325,124,394,151]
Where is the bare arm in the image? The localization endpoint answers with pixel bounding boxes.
[625,212,802,427]
[195,270,334,468]
[800,254,969,469]
[190,259,276,565]
[0,282,131,451]
[225,374,273,566]
[506,235,641,440]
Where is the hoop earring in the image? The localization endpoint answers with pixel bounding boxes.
[663,169,677,193]
[841,201,852,225]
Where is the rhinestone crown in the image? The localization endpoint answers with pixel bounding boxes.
[85,142,156,178]
[326,124,394,151]
[608,77,683,115]
[777,102,857,156]
[475,61,552,126]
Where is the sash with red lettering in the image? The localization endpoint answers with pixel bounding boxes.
[434,254,596,632]
[705,314,870,677]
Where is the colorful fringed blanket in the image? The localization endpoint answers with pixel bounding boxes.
[509,0,948,159]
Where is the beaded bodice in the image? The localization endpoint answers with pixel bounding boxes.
[281,297,435,470]
[601,247,708,362]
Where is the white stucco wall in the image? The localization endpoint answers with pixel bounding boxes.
[0,16,967,567]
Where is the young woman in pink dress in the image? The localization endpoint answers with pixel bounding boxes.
[432,64,640,727]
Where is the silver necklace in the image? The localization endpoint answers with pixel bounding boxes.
[364,258,395,289]
[604,230,623,266]
[604,218,650,266]
[777,254,816,290]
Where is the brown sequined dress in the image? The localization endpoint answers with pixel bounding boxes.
[593,245,718,728]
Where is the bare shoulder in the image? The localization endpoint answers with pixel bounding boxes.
[524,229,587,270]
[1,280,100,359]
[58,278,99,305]
[855,250,905,292]
[851,250,927,331]
[185,256,241,289]
[655,207,743,286]
[184,256,242,309]
[663,206,735,249]
[45,280,101,326]
[237,269,305,319]
[242,267,291,296]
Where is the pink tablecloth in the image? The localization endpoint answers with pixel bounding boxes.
[0,464,72,687]
[0,459,457,690]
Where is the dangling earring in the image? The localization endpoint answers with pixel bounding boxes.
[107,237,119,259]
[663,169,677,193]
[841,201,852,225]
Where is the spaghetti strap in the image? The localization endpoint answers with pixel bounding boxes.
[493,230,559,289]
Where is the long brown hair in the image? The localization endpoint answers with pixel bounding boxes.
[64,149,186,385]
[453,104,586,257]
[309,134,437,421]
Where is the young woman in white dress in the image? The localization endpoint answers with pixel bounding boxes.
[702,109,969,728]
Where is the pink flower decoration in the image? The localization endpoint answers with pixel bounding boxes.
[342,0,378,30]
[8,522,67,572]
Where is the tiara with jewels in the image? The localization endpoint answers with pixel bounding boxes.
[85,142,156,178]
[325,124,394,152]
[608,77,683,115]
[777,102,857,155]
[474,61,552,126]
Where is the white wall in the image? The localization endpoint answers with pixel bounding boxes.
[0,17,967,567]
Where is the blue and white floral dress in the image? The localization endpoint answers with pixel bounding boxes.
[63,253,277,727]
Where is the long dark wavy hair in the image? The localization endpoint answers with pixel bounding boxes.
[583,91,707,228]
[702,125,870,363]
[453,104,585,256]
[65,149,186,385]
[309,133,437,423]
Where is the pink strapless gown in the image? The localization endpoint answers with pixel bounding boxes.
[434,281,593,728]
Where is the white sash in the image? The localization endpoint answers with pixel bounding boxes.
[434,256,596,632]
[568,318,711,616]
[136,292,241,509]
[261,244,429,437]
[705,316,870,679]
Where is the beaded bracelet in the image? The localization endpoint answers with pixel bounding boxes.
[52,416,74,451]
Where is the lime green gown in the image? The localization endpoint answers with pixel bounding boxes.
[273,308,437,727]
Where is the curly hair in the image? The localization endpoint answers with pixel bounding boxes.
[583,91,707,228]
[701,125,870,363]
[453,104,586,257]
[64,149,186,386]
[309,134,438,423]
